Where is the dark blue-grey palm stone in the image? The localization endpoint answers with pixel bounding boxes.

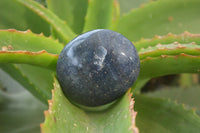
[56,29,140,107]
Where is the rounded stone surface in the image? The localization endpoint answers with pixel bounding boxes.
[56,29,140,107]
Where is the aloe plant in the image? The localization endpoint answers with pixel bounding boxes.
[1,0,200,132]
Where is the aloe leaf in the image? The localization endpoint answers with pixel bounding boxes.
[16,0,76,43]
[134,94,200,133]
[139,42,200,60]
[146,86,200,115]
[132,77,150,93]
[134,53,200,91]
[0,64,50,104]
[110,0,121,30]
[117,0,150,15]
[46,0,88,34]
[0,29,63,103]
[137,33,200,80]
[0,29,60,69]
[35,0,46,6]
[0,0,50,36]
[135,32,200,51]
[0,51,57,70]
[140,54,200,79]
[0,29,63,54]
[0,69,47,133]
[132,33,200,91]
[116,0,200,41]
[83,0,114,32]
[41,79,138,133]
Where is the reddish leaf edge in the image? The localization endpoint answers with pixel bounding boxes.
[0,29,63,45]
[139,53,200,80]
[139,42,200,60]
[40,79,139,133]
[135,31,200,51]
[129,93,139,133]
[141,53,200,64]
[0,50,58,70]
[1,29,48,37]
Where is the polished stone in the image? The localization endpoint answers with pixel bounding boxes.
[57,29,140,107]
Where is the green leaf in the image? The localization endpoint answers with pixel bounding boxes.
[0,69,47,133]
[139,42,200,60]
[0,64,51,104]
[146,86,200,115]
[140,54,200,79]
[16,0,77,43]
[134,94,200,133]
[135,32,200,51]
[0,29,63,103]
[132,33,200,91]
[0,0,50,36]
[41,79,138,133]
[35,0,47,6]
[135,33,200,80]
[83,0,114,32]
[116,0,200,42]
[46,0,88,34]
[117,0,151,15]
[0,29,63,54]
[0,29,62,70]
[132,77,150,93]
[0,50,57,70]
[111,0,121,30]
